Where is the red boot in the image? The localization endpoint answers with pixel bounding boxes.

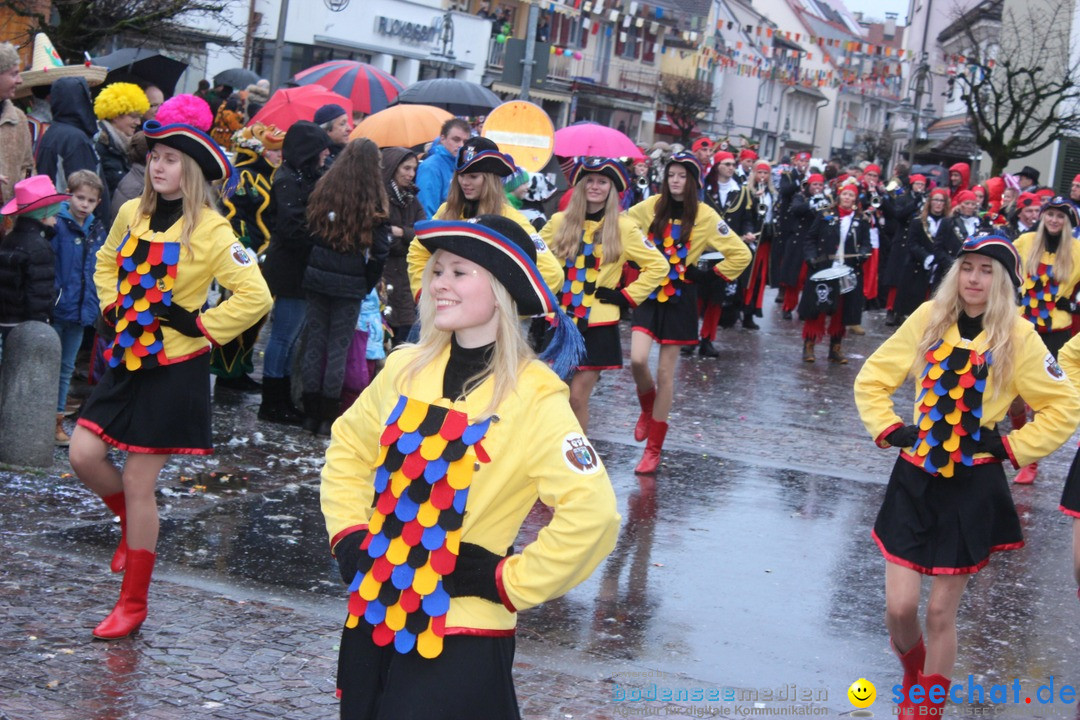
[916,671,951,717]
[634,388,656,442]
[1014,462,1038,484]
[635,421,668,474]
[101,492,127,573]
[93,548,156,640]
[892,636,925,716]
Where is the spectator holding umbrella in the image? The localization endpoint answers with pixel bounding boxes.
[314,103,351,167]
[93,82,150,198]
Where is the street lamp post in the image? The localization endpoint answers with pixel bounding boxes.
[907,52,933,165]
[779,116,791,157]
[722,101,735,137]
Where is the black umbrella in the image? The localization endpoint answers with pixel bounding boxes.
[394,78,502,116]
[91,48,188,96]
[214,68,260,89]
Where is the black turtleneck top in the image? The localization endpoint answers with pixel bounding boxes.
[150,196,184,233]
[442,335,495,400]
[1046,231,1061,254]
[585,209,605,223]
[958,312,984,341]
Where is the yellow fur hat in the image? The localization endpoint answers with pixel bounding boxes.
[94,82,150,120]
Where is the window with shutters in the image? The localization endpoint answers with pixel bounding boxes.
[642,27,656,63]
[1055,138,1080,194]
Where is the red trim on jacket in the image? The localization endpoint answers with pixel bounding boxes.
[495,557,516,613]
[330,524,368,553]
[444,627,517,638]
[875,422,904,449]
[620,289,637,309]
[872,528,1023,575]
[76,418,213,456]
[1002,436,1020,469]
[195,315,219,347]
[713,266,734,282]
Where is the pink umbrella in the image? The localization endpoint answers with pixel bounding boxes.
[248,85,354,131]
[554,122,644,160]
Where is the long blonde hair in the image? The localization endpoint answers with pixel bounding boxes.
[549,180,622,265]
[914,257,1017,398]
[400,250,534,418]
[137,152,216,257]
[439,173,506,220]
[1024,216,1075,287]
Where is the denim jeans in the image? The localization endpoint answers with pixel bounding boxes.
[53,320,85,413]
[262,297,307,378]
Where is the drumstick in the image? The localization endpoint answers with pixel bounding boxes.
[828,253,868,259]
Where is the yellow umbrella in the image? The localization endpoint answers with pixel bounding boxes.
[349,104,455,149]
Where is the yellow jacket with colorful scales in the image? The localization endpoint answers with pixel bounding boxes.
[1013,231,1080,333]
[1059,333,1080,392]
[539,212,669,325]
[854,301,1080,469]
[321,344,621,635]
[623,195,751,282]
[405,203,564,300]
[95,199,272,368]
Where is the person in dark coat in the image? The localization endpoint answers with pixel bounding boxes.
[92,82,149,198]
[881,174,925,325]
[0,176,67,341]
[314,103,351,168]
[258,120,332,424]
[778,173,825,320]
[895,188,950,320]
[381,146,426,346]
[35,77,111,220]
[298,138,391,435]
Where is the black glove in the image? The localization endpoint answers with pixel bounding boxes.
[885,424,920,448]
[973,426,1009,460]
[683,265,710,284]
[333,529,371,585]
[1055,295,1079,314]
[594,287,630,309]
[101,304,119,327]
[442,542,510,604]
[154,303,203,337]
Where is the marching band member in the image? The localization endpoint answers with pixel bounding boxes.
[742,160,777,329]
[625,152,750,474]
[882,174,926,326]
[894,188,951,323]
[701,150,755,349]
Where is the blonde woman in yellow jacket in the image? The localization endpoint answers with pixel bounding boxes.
[1008,197,1080,484]
[854,236,1079,716]
[540,158,668,431]
[1052,333,1080,601]
[321,215,618,719]
[623,152,751,475]
[69,120,272,641]
[405,136,563,301]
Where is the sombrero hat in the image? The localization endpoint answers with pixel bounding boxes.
[17,33,107,97]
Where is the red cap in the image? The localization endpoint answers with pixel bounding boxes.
[691,137,712,152]
[753,160,770,172]
[929,187,950,200]
[864,164,881,175]
[713,150,734,163]
[794,151,811,161]
[738,148,759,161]
[1073,174,1080,185]
[954,190,977,204]
[1035,187,1055,198]
[807,173,825,184]
[909,174,926,184]
[1017,192,1040,208]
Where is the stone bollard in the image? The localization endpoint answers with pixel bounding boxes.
[0,321,61,468]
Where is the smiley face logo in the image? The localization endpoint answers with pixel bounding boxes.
[848,678,876,709]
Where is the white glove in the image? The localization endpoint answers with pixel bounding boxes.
[923,255,935,271]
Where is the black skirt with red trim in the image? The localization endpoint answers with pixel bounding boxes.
[337,618,520,720]
[1059,444,1080,518]
[578,322,623,370]
[630,284,699,345]
[872,454,1023,575]
[76,352,213,455]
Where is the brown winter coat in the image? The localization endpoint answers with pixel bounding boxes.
[0,99,34,206]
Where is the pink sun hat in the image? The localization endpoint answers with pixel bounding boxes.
[1,175,71,216]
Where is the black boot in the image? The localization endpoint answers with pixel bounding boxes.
[885,310,898,326]
[698,338,720,358]
[258,377,304,425]
[316,396,339,437]
[742,312,760,330]
[680,345,694,356]
[301,392,321,433]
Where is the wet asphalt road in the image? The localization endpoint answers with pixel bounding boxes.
[7,291,1080,718]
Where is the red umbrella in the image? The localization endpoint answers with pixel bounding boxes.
[248,85,354,131]
[294,61,404,116]
[553,122,644,160]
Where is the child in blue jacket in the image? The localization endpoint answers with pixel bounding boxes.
[51,169,107,445]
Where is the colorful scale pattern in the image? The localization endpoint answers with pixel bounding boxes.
[647,220,688,303]
[346,395,492,659]
[104,235,180,371]
[560,234,601,328]
[911,340,990,478]
[1021,262,1057,331]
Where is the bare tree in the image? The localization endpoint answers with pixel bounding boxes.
[1,0,241,62]
[952,0,1080,175]
[660,75,712,145]
[856,129,893,170]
